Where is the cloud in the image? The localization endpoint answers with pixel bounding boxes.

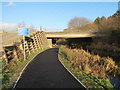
[8,2,15,6]
[0,23,37,32]
[0,23,18,32]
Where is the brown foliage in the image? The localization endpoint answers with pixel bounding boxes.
[61,46,119,78]
[64,23,98,33]
[98,16,119,36]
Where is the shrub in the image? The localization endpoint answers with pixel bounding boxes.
[59,47,115,89]
[59,46,119,78]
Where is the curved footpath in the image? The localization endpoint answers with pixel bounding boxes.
[14,48,86,89]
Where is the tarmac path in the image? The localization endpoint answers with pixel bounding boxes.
[15,48,86,89]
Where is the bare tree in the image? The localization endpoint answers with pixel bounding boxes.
[18,21,26,28]
[29,24,36,33]
[68,17,91,29]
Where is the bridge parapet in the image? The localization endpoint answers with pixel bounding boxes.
[45,32,99,38]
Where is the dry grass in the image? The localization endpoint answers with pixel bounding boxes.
[2,48,49,89]
[59,46,115,89]
[64,23,99,33]
[79,23,99,31]
[60,46,119,78]
[86,42,120,63]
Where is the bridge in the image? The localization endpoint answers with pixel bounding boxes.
[45,32,100,47]
[45,32,99,38]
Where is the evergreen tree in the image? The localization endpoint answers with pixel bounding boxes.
[94,17,101,24]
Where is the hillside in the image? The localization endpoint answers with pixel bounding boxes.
[64,10,120,33]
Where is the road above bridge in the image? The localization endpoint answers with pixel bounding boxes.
[14,48,87,89]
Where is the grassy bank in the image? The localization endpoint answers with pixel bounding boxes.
[59,46,117,89]
[1,47,49,89]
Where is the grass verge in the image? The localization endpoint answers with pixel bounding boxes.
[1,47,49,90]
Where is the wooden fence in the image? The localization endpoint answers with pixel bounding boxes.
[2,31,49,63]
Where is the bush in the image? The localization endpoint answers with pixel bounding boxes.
[59,46,119,78]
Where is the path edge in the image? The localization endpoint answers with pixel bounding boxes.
[58,48,88,90]
[12,48,50,89]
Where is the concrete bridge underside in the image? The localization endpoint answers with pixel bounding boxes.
[45,33,98,47]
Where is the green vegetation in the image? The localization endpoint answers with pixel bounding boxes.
[1,48,49,89]
[59,46,117,89]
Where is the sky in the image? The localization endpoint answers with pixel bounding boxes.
[1,2,119,32]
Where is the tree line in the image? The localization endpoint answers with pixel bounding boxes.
[64,10,120,47]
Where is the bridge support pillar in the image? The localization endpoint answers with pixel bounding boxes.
[47,39,52,48]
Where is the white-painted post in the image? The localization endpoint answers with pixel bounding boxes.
[18,28,29,60]
[23,35,26,60]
